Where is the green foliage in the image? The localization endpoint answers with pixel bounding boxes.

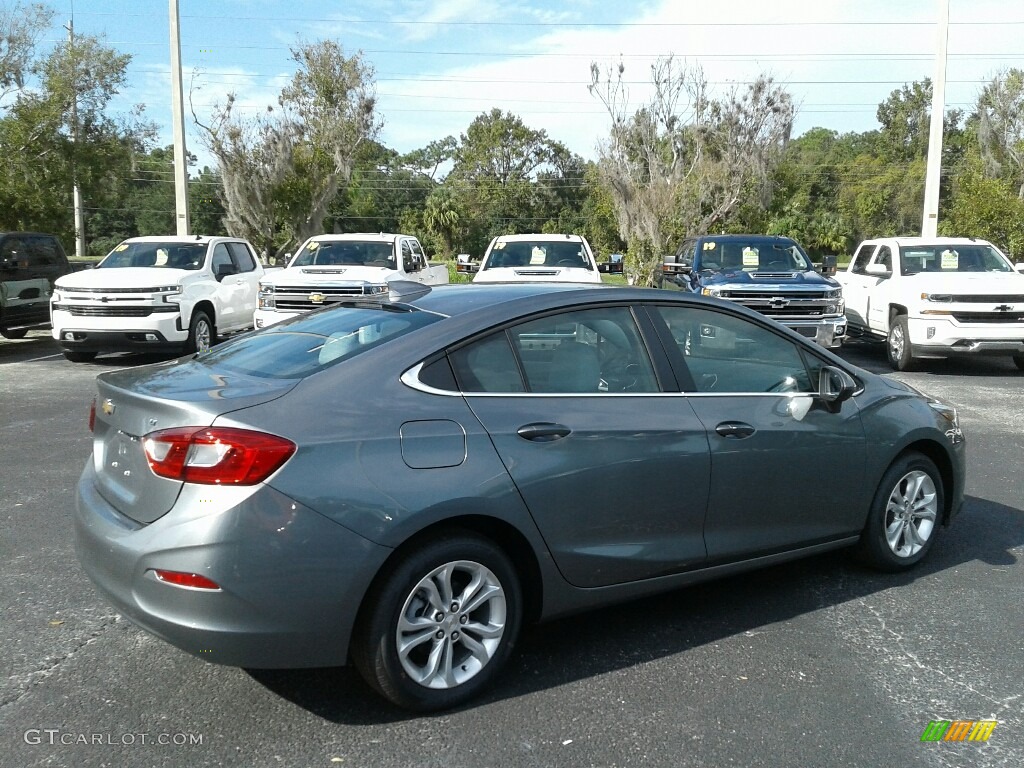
[941,161,1024,257]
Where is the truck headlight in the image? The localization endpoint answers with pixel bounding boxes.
[701,287,721,298]
[258,284,276,309]
[365,284,389,295]
[921,293,952,302]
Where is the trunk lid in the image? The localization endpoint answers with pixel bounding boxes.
[91,359,298,524]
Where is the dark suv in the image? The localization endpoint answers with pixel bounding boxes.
[0,232,76,339]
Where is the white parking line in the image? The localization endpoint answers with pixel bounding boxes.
[24,352,64,362]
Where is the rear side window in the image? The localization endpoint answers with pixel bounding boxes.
[199,306,441,379]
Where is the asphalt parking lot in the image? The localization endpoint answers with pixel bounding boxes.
[1,330,1022,768]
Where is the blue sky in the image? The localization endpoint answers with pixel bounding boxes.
[35,0,1024,168]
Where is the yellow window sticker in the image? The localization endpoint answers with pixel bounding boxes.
[530,246,546,265]
[742,247,759,267]
[307,241,320,250]
[114,244,129,252]
[703,241,717,250]
[493,241,506,250]
[940,249,958,269]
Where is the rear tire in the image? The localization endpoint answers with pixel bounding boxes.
[0,328,28,339]
[1013,354,1024,371]
[856,452,943,572]
[352,533,522,712]
[187,310,215,353]
[62,350,97,363]
[886,315,916,371]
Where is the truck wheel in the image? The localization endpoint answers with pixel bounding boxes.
[63,350,97,363]
[1014,354,1024,372]
[855,452,942,572]
[886,315,916,371]
[0,328,28,339]
[352,532,522,711]
[187,310,215,353]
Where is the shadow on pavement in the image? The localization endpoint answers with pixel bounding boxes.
[248,493,1022,723]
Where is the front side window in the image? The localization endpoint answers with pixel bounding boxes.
[98,241,206,270]
[451,306,658,394]
[655,305,816,394]
[850,243,876,274]
[211,243,235,275]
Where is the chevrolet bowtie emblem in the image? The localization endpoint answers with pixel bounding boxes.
[994,304,1012,312]
[309,292,326,304]
[101,399,115,416]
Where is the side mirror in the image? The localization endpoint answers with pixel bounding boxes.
[818,365,857,405]
[1015,262,1024,273]
[865,263,891,277]
[820,254,837,276]
[215,263,237,280]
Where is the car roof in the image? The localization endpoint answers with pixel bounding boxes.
[304,233,407,243]
[492,233,586,243]
[876,237,993,247]
[121,236,236,244]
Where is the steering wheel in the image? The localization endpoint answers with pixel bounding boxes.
[764,260,788,270]
[556,259,579,267]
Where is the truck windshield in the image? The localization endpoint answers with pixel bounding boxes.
[292,240,396,268]
[698,240,813,272]
[483,240,589,270]
[98,242,205,270]
[899,245,1013,275]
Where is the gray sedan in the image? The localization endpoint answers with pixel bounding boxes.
[74,283,966,711]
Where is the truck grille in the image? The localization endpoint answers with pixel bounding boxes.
[718,291,836,318]
[951,312,1024,323]
[950,294,1024,303]
[54,305,171,317]
[272,285,384,311]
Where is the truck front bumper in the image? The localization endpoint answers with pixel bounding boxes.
[780,317,847,349]
[907,316,1024,359]
[254,309,302,329]
[51,309,188,353]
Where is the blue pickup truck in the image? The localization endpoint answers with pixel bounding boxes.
[660,234,846,348]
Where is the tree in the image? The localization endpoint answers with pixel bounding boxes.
[0,1,52,103]
[977,68,1024,199]
[0,21,150,251]
[194,39,380,260]
[589,56,794,285]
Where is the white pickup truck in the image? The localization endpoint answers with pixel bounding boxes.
[459,234,606,284]
[51,236,263,362]
[255,233,449,328]
[836,236,1024,370]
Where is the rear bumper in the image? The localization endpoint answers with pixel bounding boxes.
[74,462,391,668]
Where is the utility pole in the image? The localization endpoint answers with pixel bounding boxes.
[65,18,86,258]
[921,0,949,237]
[169,0,190,235]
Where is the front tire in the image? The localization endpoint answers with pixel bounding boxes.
[62,350,97,363]
[0,328,28,339]
[1013,354,1024,372]
[353,533,522,712]
[187,310,215,353]
[886,315,916,371]
[856,452,943,571]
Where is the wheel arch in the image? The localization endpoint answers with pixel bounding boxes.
[191,300,216,328]
[888,303,908,324]
[352,514,545,653]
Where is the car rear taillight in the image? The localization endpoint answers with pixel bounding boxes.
[151,570,221,590]
[142,427,296,485]
[88,398,96,432]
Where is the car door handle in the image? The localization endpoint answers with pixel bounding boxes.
[517,423,571,442]
[715,422,756,439]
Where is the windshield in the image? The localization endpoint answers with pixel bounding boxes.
[291,240,396,268]
[698,239,813,272]
[900,244,1013,275]
[98,242,206,270]
[483,240,590,270]
[195,304,441,379]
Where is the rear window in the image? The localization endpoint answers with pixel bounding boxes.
[197,305,441,379]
